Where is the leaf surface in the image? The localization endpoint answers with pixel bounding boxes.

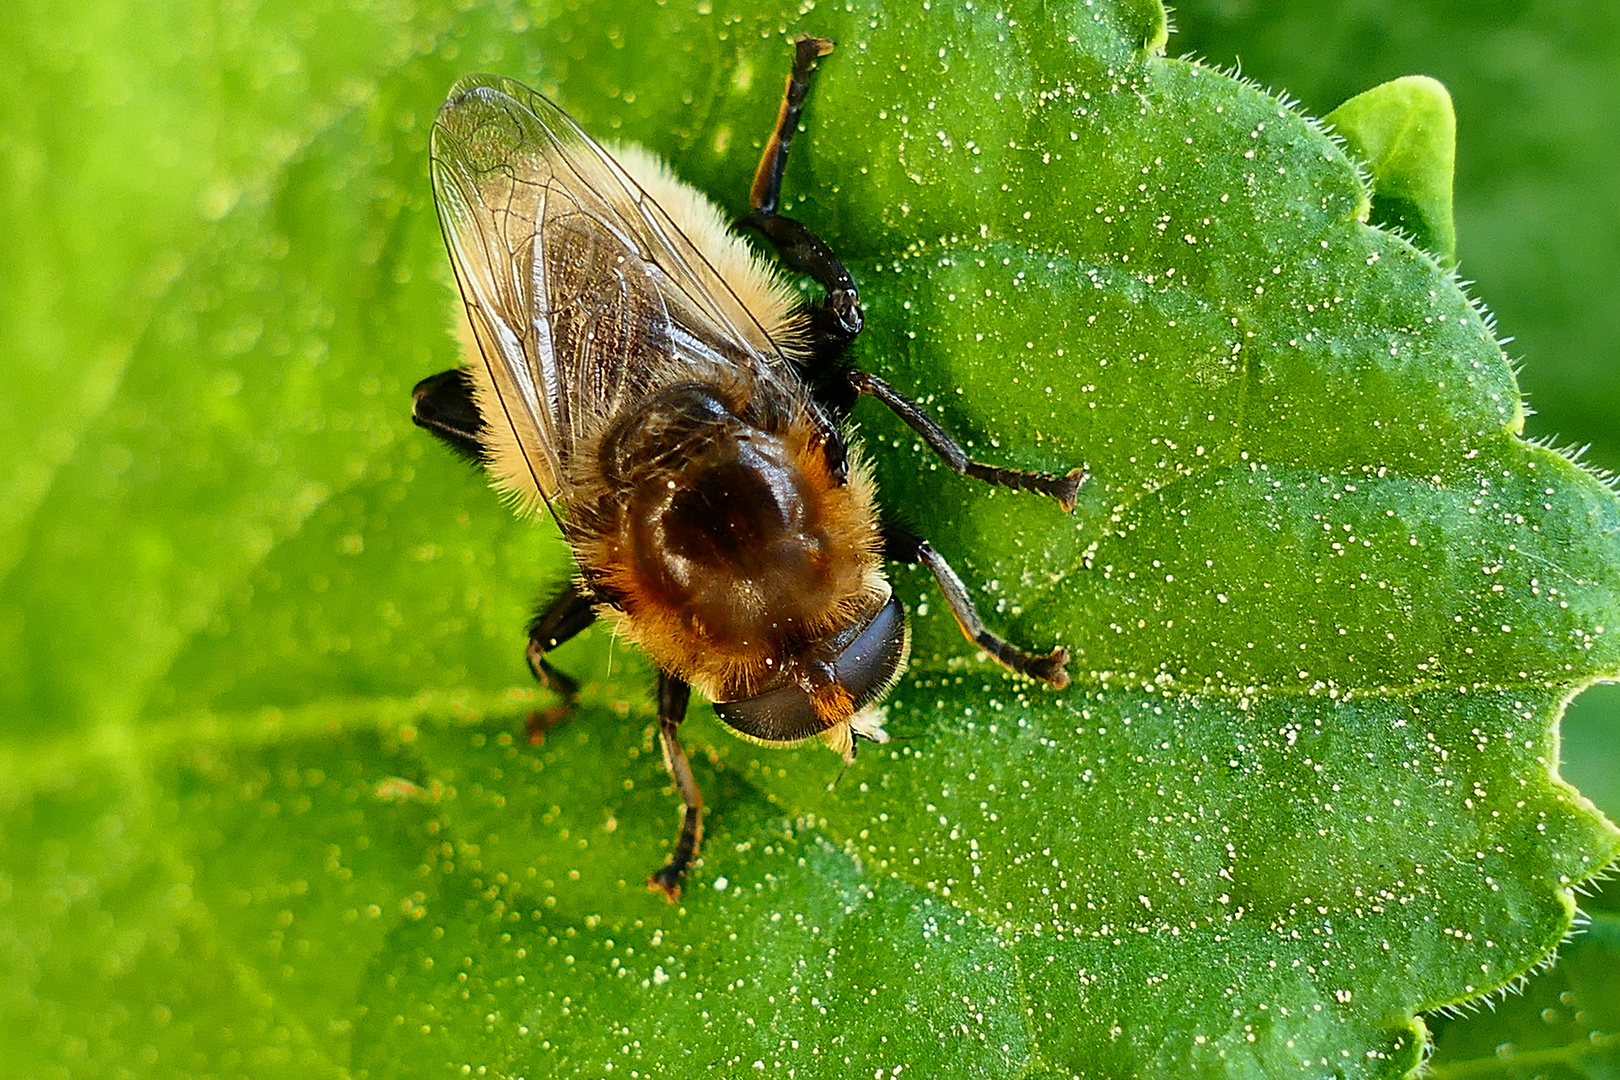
[1326,76,1457,264]
[2,1,1617,1078]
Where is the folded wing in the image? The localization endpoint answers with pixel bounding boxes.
[430,74,791,505]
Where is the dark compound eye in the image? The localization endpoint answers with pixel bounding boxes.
[713,594,909,745]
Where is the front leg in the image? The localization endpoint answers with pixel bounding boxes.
[647,673,702,902]
[883,522,1071,689]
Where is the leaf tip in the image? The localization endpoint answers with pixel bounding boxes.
[1326,75,1458,265]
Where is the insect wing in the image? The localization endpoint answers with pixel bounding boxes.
[430,74,788,502]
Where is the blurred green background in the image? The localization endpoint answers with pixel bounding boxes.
[1174,0,1620,851]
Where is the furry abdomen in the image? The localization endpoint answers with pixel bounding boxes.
[566,380,887,703]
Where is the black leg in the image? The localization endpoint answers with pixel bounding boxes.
[883,522,1071,689]
[740,37,863,351]
[854,370,1086,511]
[749,36,830,220]
[740,43,1085,510]
[523,583,598,742]
[411,368,486,461]
[525,583,597,696]
[647,673,702,902]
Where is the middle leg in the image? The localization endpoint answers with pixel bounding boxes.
[523,582,598,742]
[853,370,1087,511]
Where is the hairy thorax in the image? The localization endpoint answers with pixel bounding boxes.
[566,380,886,701]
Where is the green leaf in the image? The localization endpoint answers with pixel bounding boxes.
[1166,3,1620,1067]
[1325,76,1458,265]
[1428,910,1620,1078]
[3,2,1617,1079]
[1171,0,1620,479]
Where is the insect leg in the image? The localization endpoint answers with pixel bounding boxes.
[750,36,830,220]
[522,584,598,743]
[742,40,1085,508]
[853,370,1086,511]
[526,583,598,698]
[741,37,863,351]
[411,368,485,461]
[647,673,702,902]
[883,521,1071,689]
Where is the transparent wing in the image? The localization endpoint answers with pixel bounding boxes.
[429,73,790,501]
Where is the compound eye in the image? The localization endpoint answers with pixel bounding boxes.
[832,592,909,713]
[714,595,910,745]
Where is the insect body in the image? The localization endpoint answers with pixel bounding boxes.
[414,37,1084,900]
